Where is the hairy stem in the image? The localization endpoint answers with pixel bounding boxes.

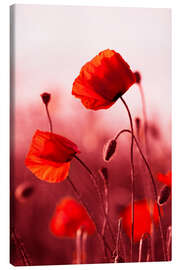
[120,97,135,261]
[67,176,113,257]
[74,155,116,245]
[115,129,167,260]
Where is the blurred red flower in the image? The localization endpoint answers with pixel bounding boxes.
[72,49,136,110]
[157,171,171,188]
[25,130,80,183]
[120,200,160,242]
[50,197,96,238]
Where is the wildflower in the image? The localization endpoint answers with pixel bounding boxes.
[72,49,136,110]
[103,139,117,162]
[25,130,80,183]
[50,197,96,238]
[120,200,160,242]
[157,171,171,188]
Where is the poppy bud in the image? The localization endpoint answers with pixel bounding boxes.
[15,183,34,203]
[158,185,171,206]
[103,139,117,162]
[40,92,51,105]
[134,71,141,84]
[98,167,108,182]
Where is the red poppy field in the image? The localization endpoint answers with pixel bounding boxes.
[10,5,171,266]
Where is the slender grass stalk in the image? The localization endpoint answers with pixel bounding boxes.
[138,233,150,262]
[74,155,116,245]
[82,231,88,263]
[67,176,113,257]
[115,129,167,260]
[120,97,135,261]
[76,228,83,264]
[114,218,122,263]
[166,226,171,261]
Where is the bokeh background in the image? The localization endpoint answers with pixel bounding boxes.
[10,5,171,265]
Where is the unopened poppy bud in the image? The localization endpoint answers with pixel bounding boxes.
[99,167,108,182]
[158,185,171,206]
[135,117,141,136]
[40,92,51,105]
[15,183,34,203]
[103,139,117,162]
[134,71,141,84]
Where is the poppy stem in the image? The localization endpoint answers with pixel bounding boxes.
[115,129,167,261]
[120,97,135,261]
[45,104,53,133]
[138,233,150,262]
[82,231,88,263]
[74,155,116,245]
[100,170,109,237]
[76,228,83,264]
[67,176,113,257]
[138,83,149,157]
[166,226,171,260]
[114,218,122,263]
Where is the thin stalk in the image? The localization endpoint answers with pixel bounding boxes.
[45,104,53,133]
[76,228,83,264]
[138,233,150,262]
[115,129,167,260]
[74,155,116,245]
[166,226,171,261]
[101,174,109,236]
[82,231,88,263]
[114,218,122,263]
[120,97,135,261]
[67,176,113,256]
[138,83,149,157]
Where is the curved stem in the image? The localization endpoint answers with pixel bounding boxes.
[74,155,116,245]
[115,129,167,260]
[45,104,53,133]
[67,176,113,256]
[120,97,135,261]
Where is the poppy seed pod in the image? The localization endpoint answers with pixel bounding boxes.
[158,185,171,206]
[72,49,136,110]
[103,139,117,162]
[40,92,51,105]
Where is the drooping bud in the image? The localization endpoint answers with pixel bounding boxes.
[15,183,34,203]
[135,117,141,138]
[134,71,141,84]
[40,92,51,105]
[158,185,171,206]
[103,139,117,162]
[98,167,108,183]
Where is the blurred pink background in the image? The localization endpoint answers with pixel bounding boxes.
[11,5,171,265]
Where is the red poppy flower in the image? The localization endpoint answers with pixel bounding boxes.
[157,171,172,188]
[72,49,136,110]
[50,197,96,238]
[25,130,80,183]
[120,200,160,242]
